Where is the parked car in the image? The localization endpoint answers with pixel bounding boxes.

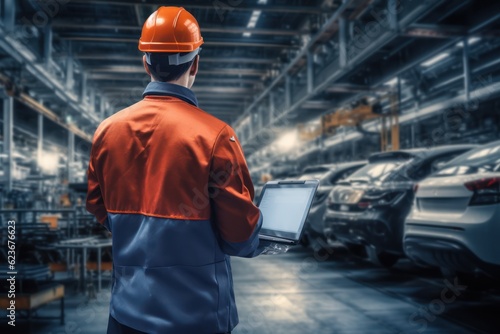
[404,140,500,282]
[298,162,367,251]
[324,145,476,267]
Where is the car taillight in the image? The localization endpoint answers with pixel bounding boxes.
[465,177,500,206]
[357,201,371,209]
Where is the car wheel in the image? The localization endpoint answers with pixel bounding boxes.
[366,247,399,268]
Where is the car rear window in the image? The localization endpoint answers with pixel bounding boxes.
[436,142,500,175]
[347,161,404,183]
[299,171,329,180]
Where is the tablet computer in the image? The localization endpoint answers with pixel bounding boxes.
[257,180,319,245]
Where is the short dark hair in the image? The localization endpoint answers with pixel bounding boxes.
[146,52,194,82]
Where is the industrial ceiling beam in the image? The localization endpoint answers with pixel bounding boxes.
[2,0,15,31]
[404,23,500,39]
[198,69,266,76]
[76,54,142,61]
[404,24,468,39]
[191,92,250,98]
[203,109,241,115]
[197,99,242,104]
[202,105,242,110]
[88,73,146,80]
[200,58,275,65]
[192,87,256,94]
[204,40,293,48]
[67,0,329,14]
[324,83,380,93]
[301,101,337,109]
[196,94,246,98]
[0,30,99,130]
[233,0,358,129]
[197,100,242,106]
[52,21,303,36]
[347,0,375,20]
[192,77,261,85]
[60,36,140,43]
[236,0,450,148]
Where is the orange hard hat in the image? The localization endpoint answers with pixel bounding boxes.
[138,6,204,54]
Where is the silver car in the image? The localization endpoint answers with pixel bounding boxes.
[404,140,500,281]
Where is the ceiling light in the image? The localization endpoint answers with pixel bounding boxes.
[245,10,262,31]
[243,32,252,37]
[257,0,267,4]
[247,20,257,28]
[456,37,481,48]
[384,77,398,86]
[39,152,59,174]
[275,130,299,152]
[420,52,450,67]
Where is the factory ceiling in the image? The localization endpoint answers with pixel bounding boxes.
[1,0,500,154]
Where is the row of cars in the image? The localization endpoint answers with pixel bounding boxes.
[261,141,500,285]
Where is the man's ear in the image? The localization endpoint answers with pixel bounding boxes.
[143,55,152,76]
[189,55,199,76]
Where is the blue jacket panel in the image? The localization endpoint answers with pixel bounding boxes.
[107,213,262,334]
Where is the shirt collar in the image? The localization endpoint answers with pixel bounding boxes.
[142,82,198,107]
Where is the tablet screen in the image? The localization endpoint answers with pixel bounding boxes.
[258,182,317,240]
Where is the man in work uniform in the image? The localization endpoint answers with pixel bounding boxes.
[86,7,264,334]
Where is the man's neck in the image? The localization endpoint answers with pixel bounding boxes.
[151,77,190,88]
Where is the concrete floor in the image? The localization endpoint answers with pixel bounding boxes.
[2,247,499,334]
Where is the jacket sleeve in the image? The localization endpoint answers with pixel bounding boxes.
[209,125,262,257]
[86,139,109,230]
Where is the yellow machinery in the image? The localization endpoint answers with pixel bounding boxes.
[379,94,400,151]
[298,123,322,141]
[297,95,400,151]
[321,103,380,136]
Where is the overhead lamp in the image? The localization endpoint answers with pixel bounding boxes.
[384,77,398,86]
[456,37,481,48]
[247,10,262,28]
[244,10,262,37]
[275,130,299,152]
[420,52,450,67]
[257,0,267,4]
[38,152,59,174]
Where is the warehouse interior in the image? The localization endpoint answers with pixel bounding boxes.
[1,0,500,333]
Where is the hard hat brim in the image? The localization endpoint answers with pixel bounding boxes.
[138,39,204,53]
